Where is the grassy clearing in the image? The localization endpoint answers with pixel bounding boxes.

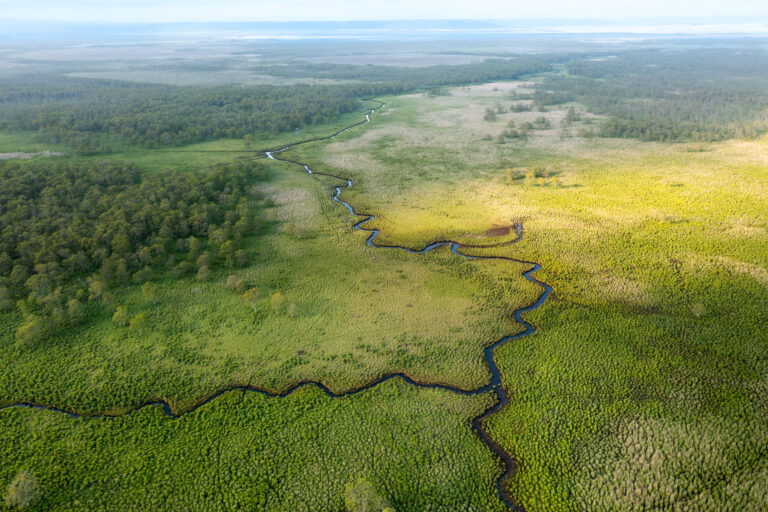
[0,103,375,172]
[0,132,64,155]
[69,105,379,173]
[300,53,493,67]
[66,70,356,86]
[285,83,768,510]
[0,380,507,511]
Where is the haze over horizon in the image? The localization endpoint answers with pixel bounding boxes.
[2,0,768,24]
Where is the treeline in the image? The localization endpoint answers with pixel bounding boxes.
[0,158,265,346]
[251,57,552,93]
[539,49,768,142]
[0,57,550,154]
[0,77,360,153]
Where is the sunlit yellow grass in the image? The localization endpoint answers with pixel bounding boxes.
[285,82,768,511]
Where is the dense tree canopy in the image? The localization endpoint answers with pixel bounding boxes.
[538,49,768,141]
[0,58,552,153]
[250,57,552,91]
[0,158,265,345]
[0,78,360,152]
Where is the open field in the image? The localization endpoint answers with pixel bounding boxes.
[300,53,492,67]
[67,70,357,86]
[284,82,768,510]
[0,91,540,508]
[0,132,65,155]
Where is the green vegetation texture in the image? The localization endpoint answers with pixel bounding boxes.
[286,82,768,510]
[2,44,768,511]
[0,155,534,413]
[1,381,506,511]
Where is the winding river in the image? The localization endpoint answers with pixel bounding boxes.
[3,101,551,512]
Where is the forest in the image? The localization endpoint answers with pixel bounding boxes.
[0,78,360,152]
[0,158,263,347]
[7,49,767,155]
[0,58,551,155]
[538,49,768,141]
[249,57,553,89]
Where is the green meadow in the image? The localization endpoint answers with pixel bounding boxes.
[0,381,506,511]
[284,83,768,510]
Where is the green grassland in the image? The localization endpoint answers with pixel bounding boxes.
[0,156,536,414]
[2,72,767,511]
[284,83,768,510]
[0,381,506,511]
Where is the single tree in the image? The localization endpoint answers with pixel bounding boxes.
[344,478,392,512]
[15,316,45,348]
[141,282,158,306]
[87,278,107,305]
[132,266,152,284]
[136,246,153,266]
[219,240,236,267]
[564,106,578,124]
[112,306,131,327]
[172,261,193,278]
[188,236,202,259]
[9,265,29,286]
[196,265,211,282]
[101,291,116,309]
[99,259,114,285]
[235,249,248,268]
[242,288,261,313]
[115,258,130,284]
[5,470,39,510]
[129,313,147,334]
[0,286,11,311]
[24,274,52,298]
[66,298,84,321]
[225,275,248,293]
[270,292,284,315]
[111,233,131,257]
[47,306,67,334]
[225,275,240,290]
[196,252,211,269]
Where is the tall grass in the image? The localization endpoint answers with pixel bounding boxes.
[287,83,768,510]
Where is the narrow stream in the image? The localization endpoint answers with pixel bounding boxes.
[3,101,551,512]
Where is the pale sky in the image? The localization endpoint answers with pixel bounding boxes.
[1,0,767,23]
